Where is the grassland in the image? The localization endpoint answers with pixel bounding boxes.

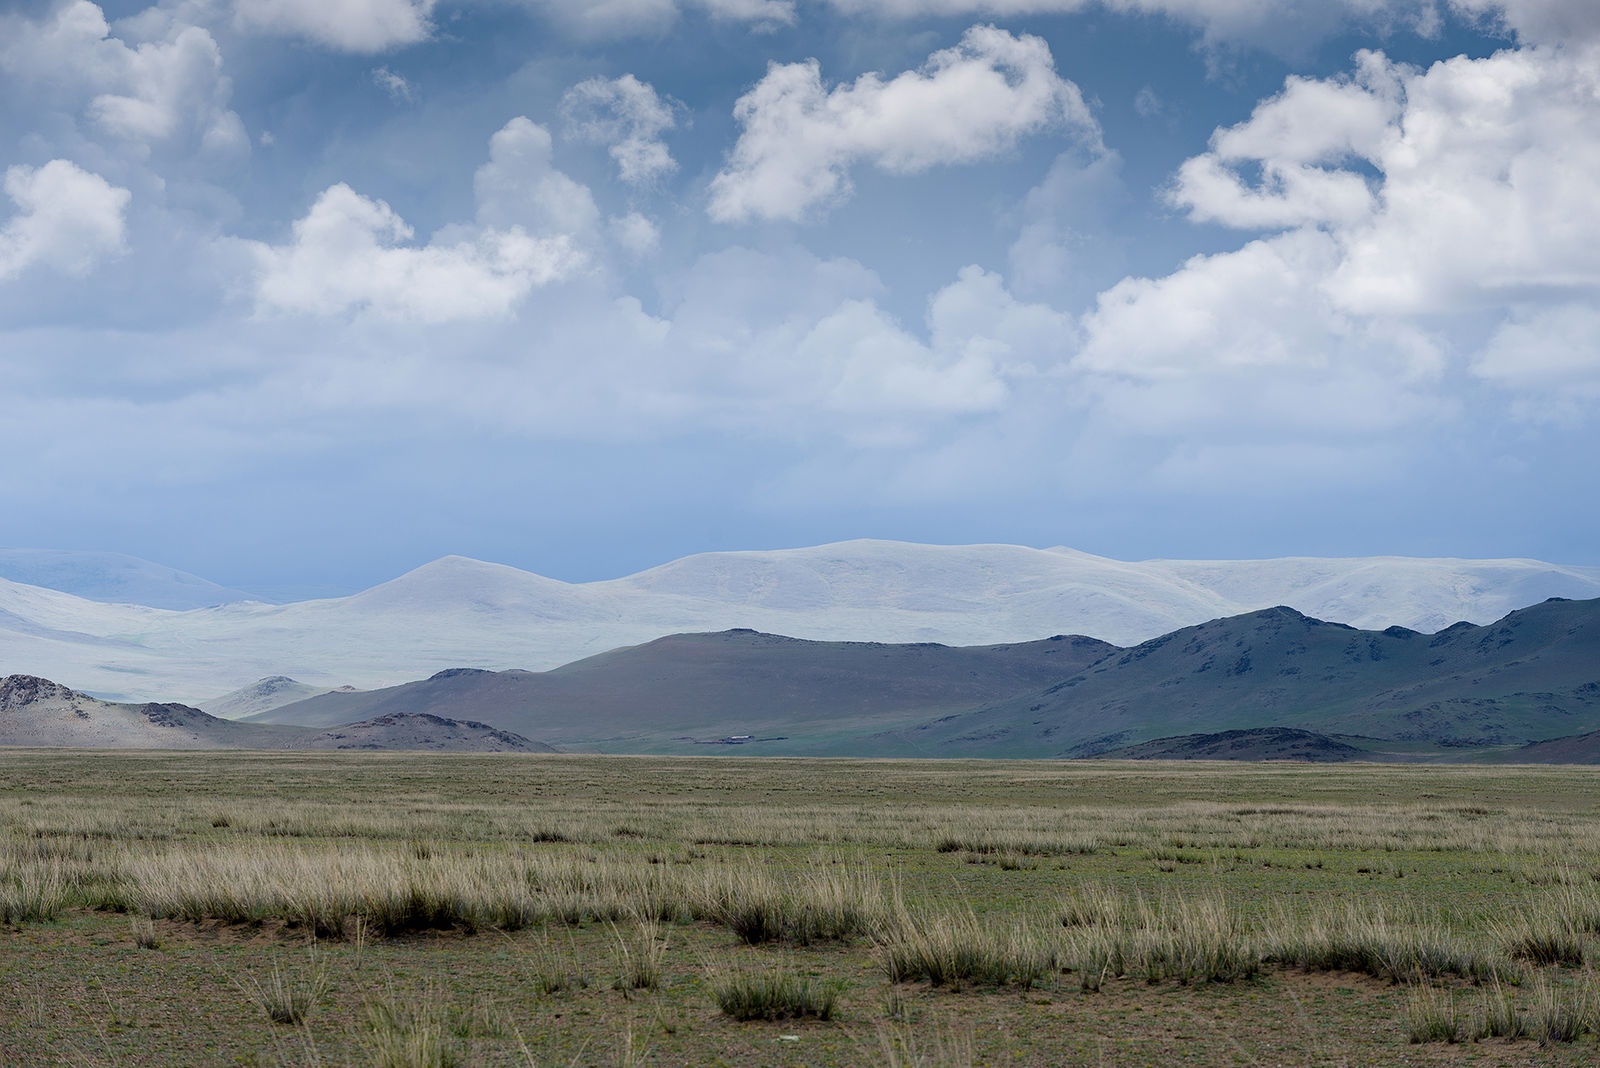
[4,752,1600,1065]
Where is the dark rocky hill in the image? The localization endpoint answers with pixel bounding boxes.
[884,598,1600,757]
[253,629,1117,753]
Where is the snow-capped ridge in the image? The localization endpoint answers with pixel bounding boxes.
[2,539,1598,706]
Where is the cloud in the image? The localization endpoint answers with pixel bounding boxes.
[0,1,245,158]
[1448,0,1600,45]
[609,212,661,255]
[0,159,131,281]
[232,0,435,52]
[1474,304,1600,391]
[1326,46,1600,317]
[250,119,592,322]
[656,253,1069,439]
[1007,147,1125,302]
[370,66,415,102]
[1086,37,1600,436]
[1169,50,1399,230]
[560,75,679,186]
[819,1,1600,52]
[817,0,1436,53]
[694,0,797,28]
[473,117,600,236]
[708,24,1098,223]
[251,184,581,322]
[522,0,793,37]
[1175,42,1600,313]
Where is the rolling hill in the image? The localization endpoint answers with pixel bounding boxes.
[249,599,1600,758]
[0,675,550,752]
[0,548,265,609]
[252,629,1115,752]
[888,598,1600,757]
[3,540,1599,707]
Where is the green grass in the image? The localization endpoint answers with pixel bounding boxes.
[3,751,1600,1064]
[708,960,842,1020]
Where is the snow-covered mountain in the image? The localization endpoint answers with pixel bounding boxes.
[2,539,1597,708]
[0,548,266,609]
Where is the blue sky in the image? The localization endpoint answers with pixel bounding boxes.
[1,0,1597,595]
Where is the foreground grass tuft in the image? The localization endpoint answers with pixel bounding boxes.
[709,961,842,1021]
[239,949,330,1026]
[1404,984,1459,1044]
[1265,900,1508,983]
[1528,971,1593,1045]
[0,858,67,924]
[877,899,1055,989]
[875,1020,974,1067]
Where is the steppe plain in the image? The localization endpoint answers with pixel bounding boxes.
[5,751,1600,1065]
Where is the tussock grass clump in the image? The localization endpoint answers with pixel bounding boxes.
[1497,912,1587,966]
[877,900,1055,989]
[875,1021,974,1067]
[1404,984,1459,1044]
[363,991,499,1061]
[130,914,159,949]
[1498,881,1600,965]
[709,961,841,1021]
[239,949,329,1026]
[1470,978,1525,1040]
[611,915,666,991]
[0,858,68,924]
[1058,885,1258,987]
[1059,882,1139,929]
[1130,895,1259,985]
[1265,901,1508,984]
[703,863,885,945]
[1527,972,1593,1045]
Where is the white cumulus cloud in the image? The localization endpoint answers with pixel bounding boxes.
[609,212,661,255]
[0,159,131,281]
[1086,37,1600,428]
[473,117,601,236]
[695,0,797,28]
[708,24,1098,223]
[1474,304,1600,391]
[0,1,245,158]
[250,119,593,322]
[560,75,679,186]
[233,0,435,52]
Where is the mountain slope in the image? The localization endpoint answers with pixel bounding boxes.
[202,676,341,720]
[0,548,264,609]
[1095,728,1369,762]
[0,675,549,752]
[888,598,1600,757]
[4,540,1599,704]
[253,629,1117,752]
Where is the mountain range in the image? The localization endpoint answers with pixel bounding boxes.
[0,674,549,752]
[243,597,1600,760]
[3,540,1599,707]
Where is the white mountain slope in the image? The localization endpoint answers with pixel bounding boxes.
[1,540,1597,709]
[0,548,266,609]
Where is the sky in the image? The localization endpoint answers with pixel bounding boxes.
[1,0,1597,596]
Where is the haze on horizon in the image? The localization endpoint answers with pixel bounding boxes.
[2,0,1597,595]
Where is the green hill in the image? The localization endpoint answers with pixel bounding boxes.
[883,598,1600,757]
